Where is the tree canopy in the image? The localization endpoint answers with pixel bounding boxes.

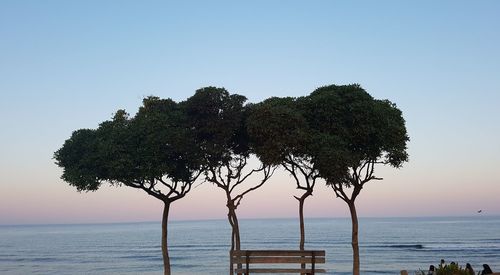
[303,84,409,184]
[55,97,202,200]
[183,86,249,165]
[301,84,409,275]
[247,96,310,165]
[183,87,275,265]
[247,96,320,251]
[54,97,203,275]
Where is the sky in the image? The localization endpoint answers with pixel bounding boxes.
[1,0,499,225]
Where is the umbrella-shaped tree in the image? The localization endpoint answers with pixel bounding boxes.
[247,96,320,251]
[54,97,203,275]
[183,87,275,274]
[303,84,409,275]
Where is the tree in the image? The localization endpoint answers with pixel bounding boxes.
[54,97,202,275]
[247,97,320,252]
[183,87,275,274]
[303,84,409,275]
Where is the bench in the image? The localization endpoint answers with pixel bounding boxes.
[231,250,326,274]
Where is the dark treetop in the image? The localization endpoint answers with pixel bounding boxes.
[302,84,409,187]
[54,97,203,202]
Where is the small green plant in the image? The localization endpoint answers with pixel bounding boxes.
[414,261,475,275]
[436,264,469,275]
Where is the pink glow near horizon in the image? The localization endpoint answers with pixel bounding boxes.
[1,157,498,225]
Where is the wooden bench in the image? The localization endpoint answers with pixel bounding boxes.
[231,250,326,274]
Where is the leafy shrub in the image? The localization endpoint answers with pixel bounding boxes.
[415,262,474,275]
[435,264,470,275]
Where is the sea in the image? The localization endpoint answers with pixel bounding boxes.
[1,216,499,274]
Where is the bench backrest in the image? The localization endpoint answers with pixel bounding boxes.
[231,250,326,274]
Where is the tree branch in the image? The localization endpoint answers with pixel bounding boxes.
[233,165,276,208]
[282,162,308,191]
[125,180,165,201]
[331,181,350,204]
[208,167,227,189]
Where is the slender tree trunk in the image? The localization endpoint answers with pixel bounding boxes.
[298,197,305,251]
[161,202,171,275]
[228,210,234,275]
[297,190,312,251]
[348,201,360,275]
[298,197,306,274]
[297,191,312,275]
[232,210,241,250]
[227,204,242,275]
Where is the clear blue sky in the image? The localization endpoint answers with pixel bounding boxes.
[1,0,499,224]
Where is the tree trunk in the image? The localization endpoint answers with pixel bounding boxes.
[162,202,171,275]
[228,209,234,275]
[297,190,312,251]
[297,190,312,275]
[298,197,305,251]
[232,210,241,250]
[348,201,360,275]
[227,203,241,275]
[298,197,306,274]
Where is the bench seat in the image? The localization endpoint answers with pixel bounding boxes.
[231,250,326,274]
[234,268,326,273]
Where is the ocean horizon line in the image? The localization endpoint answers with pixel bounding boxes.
[1,214,497,227]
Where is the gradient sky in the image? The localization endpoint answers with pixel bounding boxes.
[1,0,499,225]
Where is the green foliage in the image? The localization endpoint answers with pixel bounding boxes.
[436,264,470,275]
[416,263,473,275]
[301,84,409,186]
[183,86,249,165]
[54,129,103,191]
[247,96,310,166]
[54,96,202,199]
[129,96,202,183]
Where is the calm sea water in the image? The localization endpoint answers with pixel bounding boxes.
[1,216,499,274]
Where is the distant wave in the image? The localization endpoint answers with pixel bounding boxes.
[171,244,228,248]
[388,244,424,249]
[362,270,393,274]
[119,255,162,261]
[4,257,61,263]
[366,244,425,249]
